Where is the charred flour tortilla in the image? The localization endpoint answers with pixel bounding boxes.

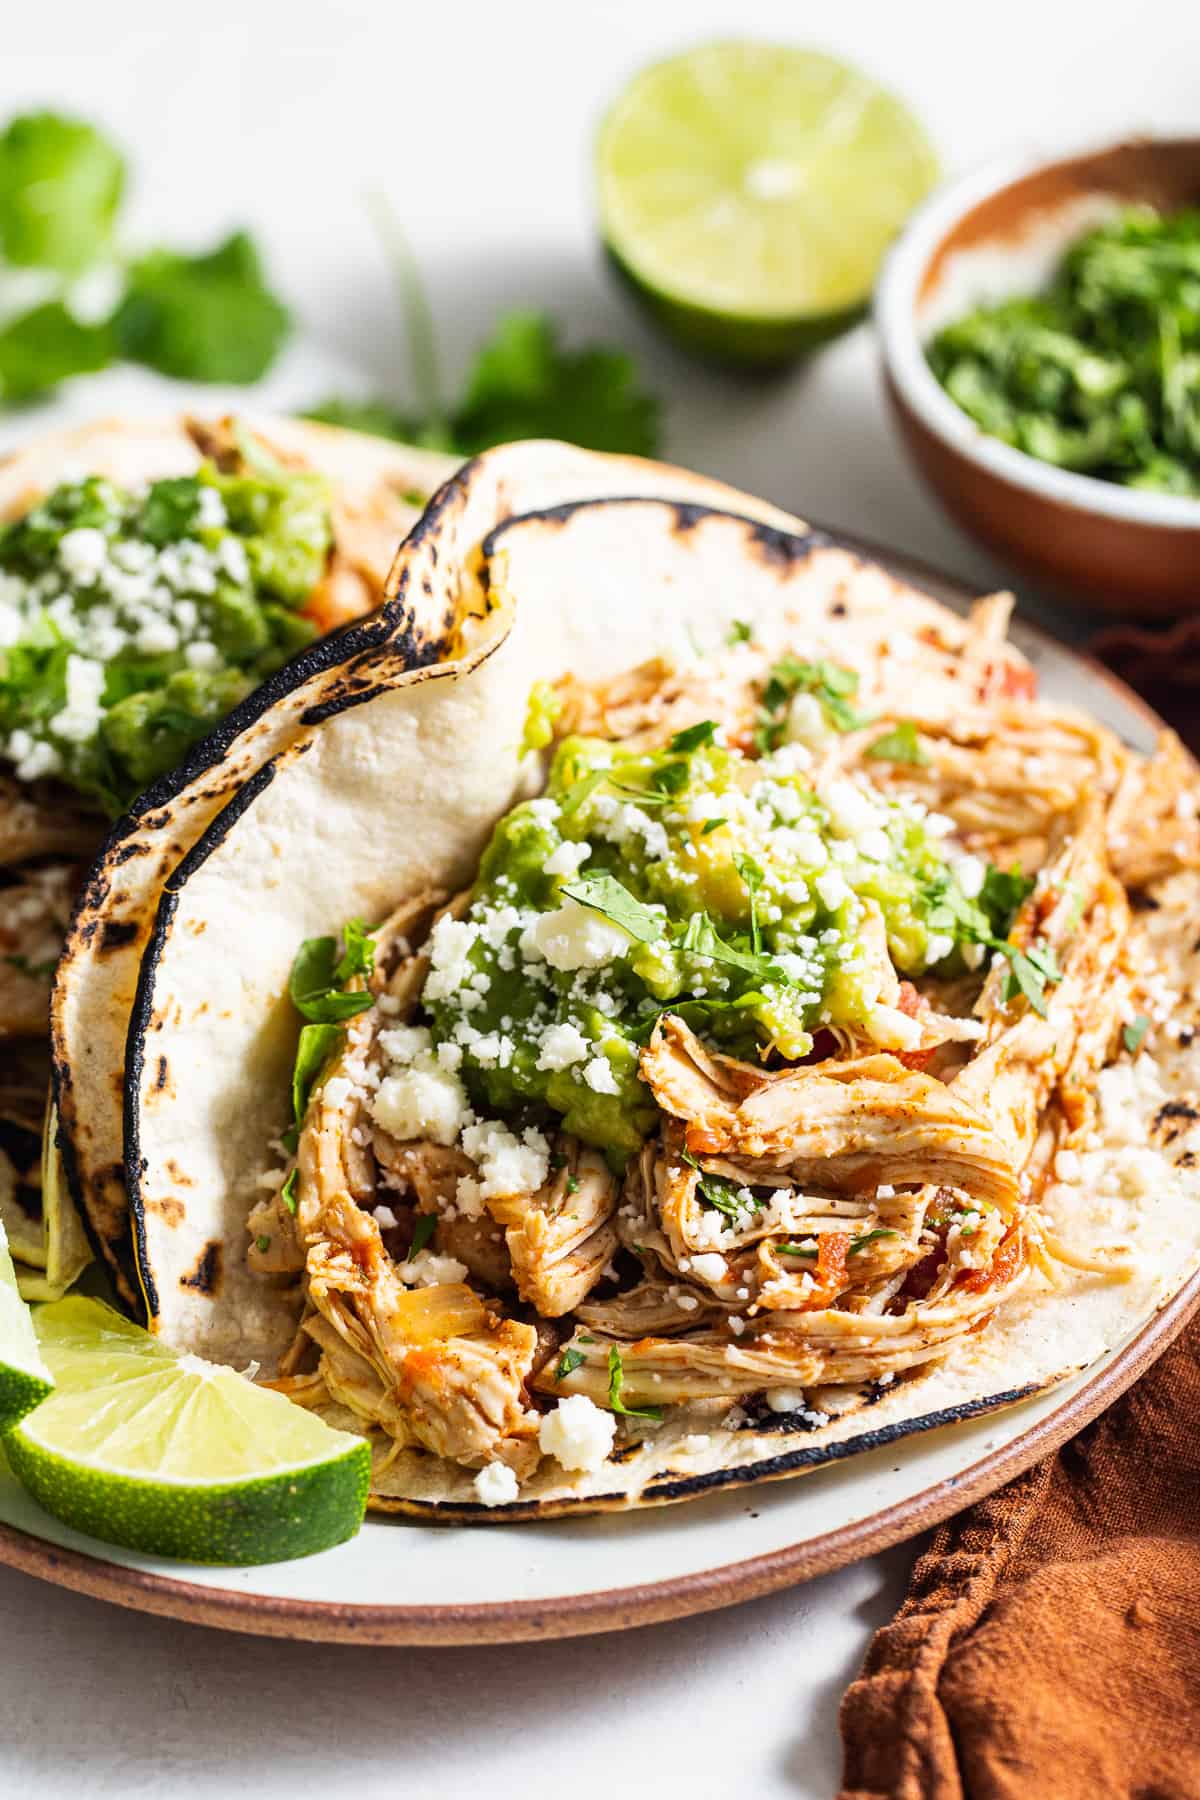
[59,444,1200,1521]
[33,415,457,1304]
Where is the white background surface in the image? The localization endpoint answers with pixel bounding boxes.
[1,3,1195,1796]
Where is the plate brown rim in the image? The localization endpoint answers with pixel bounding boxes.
[1,532,1189,1644]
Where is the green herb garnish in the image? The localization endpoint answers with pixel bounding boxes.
[290,1024,342,1133]
[409,1213,437,1256]
[669,719,718,754]
[561,871,664,945]
[700,816,727,836]
[279,1169,299,1216]
[927,207,1200,495]
[565,1175,581,1195]
[1123,1014,1151,1054]
[865,721,929,766]
[307,197,657,454]
[607,1346,664,1421]
[849,1228,898,1254]
[289,933,374,1022]
[726,619,753,645]
[555,1346,586,1382]
[255,1234,272,1253]
[754,656,867,751]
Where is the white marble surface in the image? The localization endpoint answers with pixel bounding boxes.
[0,2,1194,1794]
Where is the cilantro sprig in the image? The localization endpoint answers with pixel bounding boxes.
[283,918,377,1147]
[306,204,658,458]
[0,111,291,404]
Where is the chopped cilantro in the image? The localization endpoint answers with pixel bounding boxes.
[865,721,929,766]
[255,1234,272,1253]
[409,1213,437,1256]
[279,1168,299,1216]
[700,816,727,836]
[669,719,718,754]
[555,1345,586,1382]
[565,1174,581,1195]
[726,619,753,645]
[777,1242,818,1258]
[997,941,1062,1017]
[1123,1014,1151,1054]
[754,656,867,750]
[607,1345,664,1421]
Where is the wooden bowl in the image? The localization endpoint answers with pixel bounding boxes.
[876,138,1200,616]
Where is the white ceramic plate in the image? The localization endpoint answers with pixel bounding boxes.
[2,536,1194,1644]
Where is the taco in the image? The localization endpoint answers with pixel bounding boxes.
[55,443,1200,1519]
[0,412,455,1297]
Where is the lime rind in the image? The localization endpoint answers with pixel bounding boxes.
[0,1219,54,1433]
[5,1427,370,1565]
[6,1296,371,1565]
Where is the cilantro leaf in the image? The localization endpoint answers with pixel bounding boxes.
[1123,1014,1150,1054]
[335,917,376,985]
[979,864,1035,935]
[669,719,718,754]
[0,302,115,402]
[865,721,929,766]
[0,112,125,273]
[727,620,753,645]
[682,1150,761,1223]
[679,908,788,985]
[451,311,659,455]
[755,656,867,750]
[777,1242,818,1258]
[607,1345,663,1421]
[289,935,374,1023]
[115,230,291,383]
[561,871,664,945]
[279,1167,299,1215]
[700,817,726,836]
[555,1346,586,1382]
[291,1023,343,1130]
[409,1213,437,1256]
[996,941,1061,1017]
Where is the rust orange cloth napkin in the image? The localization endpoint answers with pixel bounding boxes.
[837,1308,1200,1799]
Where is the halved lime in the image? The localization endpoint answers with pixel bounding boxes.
[597,42,938,365]
[6,1296,370,1565]
[0,1216,53,1432]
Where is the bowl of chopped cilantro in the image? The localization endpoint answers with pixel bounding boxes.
[876,137,1200,614]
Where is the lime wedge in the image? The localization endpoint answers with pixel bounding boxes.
[0,1217,53,1432]
[5,1297,371,1565]
[597,42,938,365]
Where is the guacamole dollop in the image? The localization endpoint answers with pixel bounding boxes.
[0,461,332,813]
[422,724,1016,1161]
